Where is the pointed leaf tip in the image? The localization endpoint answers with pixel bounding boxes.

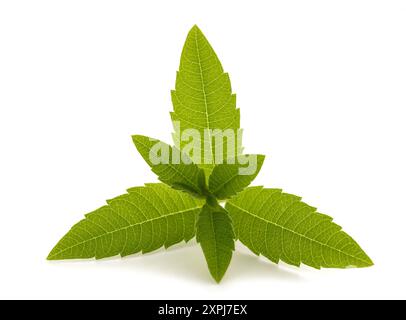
[190,24,201,32]
[187,24,206,40]
[357,254,374,268]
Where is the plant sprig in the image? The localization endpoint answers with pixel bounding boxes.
[48,25,372,283]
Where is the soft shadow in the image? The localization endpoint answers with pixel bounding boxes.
[47,241,302,283]
[225,250,301,283]
[116,243,211,283]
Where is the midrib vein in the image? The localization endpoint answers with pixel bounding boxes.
[227,202,369,264]
[50,207,201,257]
[212,171,238,194]
[209,210,219,277]
[195,31,214,165]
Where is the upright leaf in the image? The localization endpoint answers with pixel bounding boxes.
[196,204,235,282]
[48,184,204,260]
[208,155,265,199]
[171,25,241,177]
[132,135,206,196]
[225,187,373,269]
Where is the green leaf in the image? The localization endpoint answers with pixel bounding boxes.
[208,155,265,199]
[225,187,373,269]
[48,184,204,260]
[171,25,241,177]
[132,135,206,196]
[196,203,235,282]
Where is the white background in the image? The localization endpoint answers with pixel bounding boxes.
[1,0,405,300]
